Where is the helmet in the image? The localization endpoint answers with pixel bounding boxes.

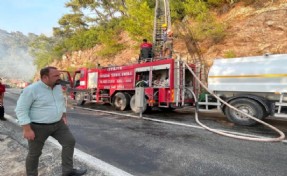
[162,24,167,28]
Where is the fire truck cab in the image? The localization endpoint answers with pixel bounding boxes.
[63,59,197,113]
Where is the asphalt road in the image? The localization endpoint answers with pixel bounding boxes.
[4,88,287,176]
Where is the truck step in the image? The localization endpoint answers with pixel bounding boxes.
[198,109,220,112]
[274,113,287,118]
[158,105,169,108]
[198,102,221,106]
[99,96,110,98]
[275,102,287,107]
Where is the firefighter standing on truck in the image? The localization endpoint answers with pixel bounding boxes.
[139,39,153,63]
[161,24,173,58]
[163,29,173,58]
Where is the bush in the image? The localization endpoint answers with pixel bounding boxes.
[189,17,226,43]
[183,1,226,43]
[96,24,126,57]
[207,0,226,6]
[98,44,125,57]
[63,29,99,51]
[209,23,226,43]
[224,50,236,58]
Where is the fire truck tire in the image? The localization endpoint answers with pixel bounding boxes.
[130,95,147,113]
[113,92,130,111]
[124,93,131,110]
[75,92,86,106]
[225,98,264,126]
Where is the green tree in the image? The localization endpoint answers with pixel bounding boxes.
[170,0,187,20]
[120,0,153,40]
[96,20,125,57]
[29,35,60,69]
[54,13,87,37]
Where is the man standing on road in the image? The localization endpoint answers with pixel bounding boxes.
[15,66,87,176]
[0,78,6,121]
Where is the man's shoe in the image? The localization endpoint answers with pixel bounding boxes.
[0,117,6,121]
[68,168,87,176]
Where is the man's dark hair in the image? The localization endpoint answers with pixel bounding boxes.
[143,39,147,42]
[40,66,58,78]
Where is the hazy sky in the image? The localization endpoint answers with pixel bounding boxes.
[0,0,70,36]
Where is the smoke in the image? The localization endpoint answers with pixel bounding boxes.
[0,30,36,82]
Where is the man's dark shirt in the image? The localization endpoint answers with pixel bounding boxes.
[0,83,5,95]
[140,42,153,59]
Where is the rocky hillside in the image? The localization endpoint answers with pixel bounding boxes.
[53,1,287,70]
[201,1,287,66]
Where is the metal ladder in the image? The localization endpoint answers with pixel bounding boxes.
[153,0,171,59]
[274,93,287,118]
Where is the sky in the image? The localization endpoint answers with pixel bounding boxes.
[0,0,70,36]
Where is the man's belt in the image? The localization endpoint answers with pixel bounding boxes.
[31,120,61,125]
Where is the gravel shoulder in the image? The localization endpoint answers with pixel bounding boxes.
[0,116,109,176]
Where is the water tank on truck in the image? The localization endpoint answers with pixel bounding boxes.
[207,54,287,126]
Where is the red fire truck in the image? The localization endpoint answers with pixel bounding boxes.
[59,0,198,113]
[61,59,197,113]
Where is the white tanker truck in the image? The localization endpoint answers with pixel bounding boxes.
[200,54,287,126]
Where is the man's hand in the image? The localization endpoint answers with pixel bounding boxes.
[62,113,67,124]
[22,125,35,140]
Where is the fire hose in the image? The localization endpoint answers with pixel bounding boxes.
[185,63,285,142]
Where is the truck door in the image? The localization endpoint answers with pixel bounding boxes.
[73,68,88,90]
[59,71,73,98]
[59,71,73,88]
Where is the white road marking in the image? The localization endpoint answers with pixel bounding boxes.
[48,137,133,176]
[75,106,287,143]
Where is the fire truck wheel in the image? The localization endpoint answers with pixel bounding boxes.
[130,95,147,113]
[225,98,264,126]
[124,93,131,110]
[113,92,130,111]
[75,92,86,105]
